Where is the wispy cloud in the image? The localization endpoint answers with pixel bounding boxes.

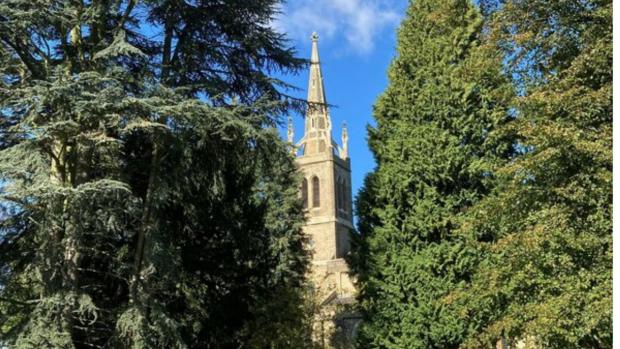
[274,0,403,54]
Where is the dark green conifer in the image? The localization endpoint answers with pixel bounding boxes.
[353,0,513,347]
[0,1,311,348]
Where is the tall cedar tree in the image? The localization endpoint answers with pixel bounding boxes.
[351,0,513,347]
[0,1,313,348]
[455,0,612,347]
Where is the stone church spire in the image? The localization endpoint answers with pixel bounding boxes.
[307,32,327,107]
[292,32,359,347]
[300,32,333,156]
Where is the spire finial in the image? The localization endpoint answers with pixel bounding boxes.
[310,32,320,64]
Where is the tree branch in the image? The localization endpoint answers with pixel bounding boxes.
[0,296,39,306]
[0,38,44,80]
[116,0,136,32]
[161,11,174,84]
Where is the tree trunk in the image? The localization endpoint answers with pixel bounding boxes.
[130,139,159,304]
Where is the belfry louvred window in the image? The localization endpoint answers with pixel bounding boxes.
[344,181,350,214]
[337,177,344,211]
[312,176,320,207]
[336,177,341,210]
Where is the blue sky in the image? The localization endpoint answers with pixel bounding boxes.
[275,0,408,209]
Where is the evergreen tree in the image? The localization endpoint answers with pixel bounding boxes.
[455,0,612,347]
[0,1,311,348]
[352,0,513,347]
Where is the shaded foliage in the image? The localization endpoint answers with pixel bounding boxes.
[0,1,312,348]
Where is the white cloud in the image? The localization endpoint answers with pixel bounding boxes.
[274,0,402,54]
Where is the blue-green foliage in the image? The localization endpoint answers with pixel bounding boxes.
[0,1,313,348]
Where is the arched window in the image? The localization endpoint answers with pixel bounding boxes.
[301,178,308,209]
[312,176,320,207]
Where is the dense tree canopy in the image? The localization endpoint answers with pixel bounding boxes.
[0,1,312,348]
[456,0,612,347]
[354,0,611,348]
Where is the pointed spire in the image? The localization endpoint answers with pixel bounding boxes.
[341,121,349,159]
[307,32,327,111]
[299,32,333,156]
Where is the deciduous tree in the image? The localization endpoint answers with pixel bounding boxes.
[456,0,612,347]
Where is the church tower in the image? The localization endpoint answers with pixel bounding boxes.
[294,32,354,259]
[289,32,359,347]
